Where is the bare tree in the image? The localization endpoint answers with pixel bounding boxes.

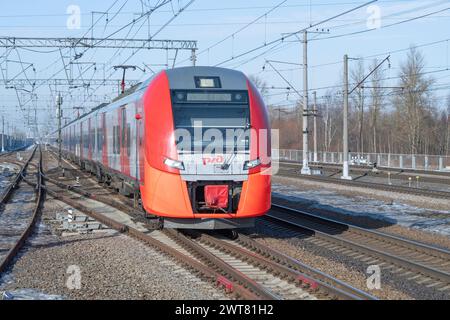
[321,89,340,152]
[393,47,434,154]
[446,93,450,156]
[266,48,448,157]
[368,58,386,153]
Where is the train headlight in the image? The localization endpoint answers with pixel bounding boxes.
[164,158,185,170]
[243,158,261,170]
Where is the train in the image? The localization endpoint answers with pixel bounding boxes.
[0,135,34,152]
[50,66,271,229]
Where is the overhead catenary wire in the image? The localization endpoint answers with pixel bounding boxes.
[70,0,196,119]
[176,0,288,66]
[213,0,378,67]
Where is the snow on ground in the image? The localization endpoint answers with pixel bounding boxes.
[273,183,450,237]
[1,289,64,300]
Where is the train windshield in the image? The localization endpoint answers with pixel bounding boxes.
[171,90,250,154]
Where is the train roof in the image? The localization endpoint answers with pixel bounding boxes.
[166,66,248,91]
[57,66,248,132]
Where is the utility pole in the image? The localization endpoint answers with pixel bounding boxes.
[34,108,37,140]
[1,116,4,152]
[313,91,318,162]
[343,54,391,175]
[342,54,352,180]
[301,30,311,175]
[7,123,9,149]
[56,93,63,169]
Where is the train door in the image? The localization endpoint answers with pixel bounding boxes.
[111,111,119,171]
[137,101,145,183]
[119,106,131,176]
[79,122,83,159]
[101,112,108,167]
[94,114,98,162]
[132,103,139,181]
[88,118,92,160]
[128,103,138,180]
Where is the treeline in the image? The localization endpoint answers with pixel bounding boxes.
[263,47,450,156]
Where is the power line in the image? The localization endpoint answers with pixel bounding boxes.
[213,0,378,67]
[176,0,288,66]
[0,0,427,18]
[313,7,450,42]
[70,0,196,119]
[220,5,449,70]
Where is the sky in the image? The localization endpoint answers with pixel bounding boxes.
[0,0,449,137]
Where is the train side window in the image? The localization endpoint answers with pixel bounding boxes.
[90,129,95,150]
[84,133,89,149]
[121,108,126,149]
[97,129,102,153]
[116,126,120,154]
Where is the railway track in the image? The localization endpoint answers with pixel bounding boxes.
[0,146,43,275]
[278,163,450,199]
[280,161,450,185]
[41,148,450,298]
[39,150,375,300]
[170,230,376,300]
[267,204,450,295]
[43,179,372,300]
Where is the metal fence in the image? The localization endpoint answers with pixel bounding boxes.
[276,149,450,172]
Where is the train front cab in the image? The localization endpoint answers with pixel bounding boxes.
[140,67,271,230]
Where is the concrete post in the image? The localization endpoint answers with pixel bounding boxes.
[313,91,318,162]
[341,54,352,180]
[1,116,4,152]
[301,31,311,175]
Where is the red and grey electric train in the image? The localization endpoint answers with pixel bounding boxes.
[53,66,271,229]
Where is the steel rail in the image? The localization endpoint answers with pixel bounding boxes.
[234,232,377,300]
[268,204,450,286]
[272,204,450,260]
[164,229,281,300]
[191,232,376,300]
[43,187,259,300]
[277,166,450,199]
[41,151,368,300]
[44,171,279,299]
[0,145,42,274]
[0,147,36,205]
[280,161,450,184]
[280,160,450,178]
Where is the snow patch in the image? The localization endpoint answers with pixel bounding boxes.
[273,183,450,236]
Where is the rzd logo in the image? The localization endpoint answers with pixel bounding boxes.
[202,155,224,165]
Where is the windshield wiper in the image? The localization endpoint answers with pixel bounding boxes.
[220,124,251,170]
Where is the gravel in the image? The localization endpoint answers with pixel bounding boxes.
[0,184,228,300]
[1,232,227,299]
[250,219,449,300]
[272,176,450,250]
